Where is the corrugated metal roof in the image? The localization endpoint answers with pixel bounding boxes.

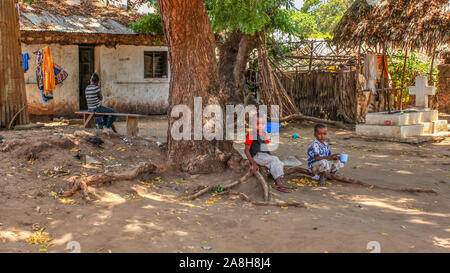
[18,0,151,35]
[20,10,136,34]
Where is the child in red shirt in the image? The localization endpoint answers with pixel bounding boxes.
[244,116,290,193]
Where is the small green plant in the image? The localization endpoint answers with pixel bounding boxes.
[212,185,224,193]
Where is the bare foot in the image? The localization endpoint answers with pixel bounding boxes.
[319,174,326,186]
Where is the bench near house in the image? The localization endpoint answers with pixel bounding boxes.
[75,111,146,137]
[19,0,170,117]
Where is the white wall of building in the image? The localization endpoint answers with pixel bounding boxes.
[22,43,79,116]
[95,45,170,114]
[21,43,170,116]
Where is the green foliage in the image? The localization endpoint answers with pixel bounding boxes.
[286,11,317,38]
[301,0,353,37]
[133,0,305,38]
[388,50,437,102]
[129,13,164,35]
[207,0,294,35]
[130,0,352,48]
[131,0,352,40]
[266,9,318,39]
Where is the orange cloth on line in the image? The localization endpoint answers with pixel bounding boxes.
[42,46,55,95]
[377,55,389,79]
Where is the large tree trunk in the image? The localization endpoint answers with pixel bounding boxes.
[158,0,234,174]
[218,31,254,104]
[0,0,29,128]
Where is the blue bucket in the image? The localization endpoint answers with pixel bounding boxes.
[340,153,348,163]
[266,122,281,133]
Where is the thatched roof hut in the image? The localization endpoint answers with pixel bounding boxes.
[333,0,450,55]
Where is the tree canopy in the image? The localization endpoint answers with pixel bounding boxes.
[130,0,351,39]
[300,0,353,38]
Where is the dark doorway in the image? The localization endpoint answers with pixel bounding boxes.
[79,46,95,110]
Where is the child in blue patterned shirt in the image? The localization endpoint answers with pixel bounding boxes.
[307,123,344,186]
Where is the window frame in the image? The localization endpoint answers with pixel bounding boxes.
[144,51,168,79]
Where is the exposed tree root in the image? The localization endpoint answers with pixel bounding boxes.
[187,170,254,200]
[285,166,437,194]
[63,162,158,200]
[187,169,271,201]
[226,190,305,208]
[254,170,270,201]
[277,114,349,129]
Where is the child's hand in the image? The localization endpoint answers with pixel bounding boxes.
[251,163,259,174]
[331,154,340,160]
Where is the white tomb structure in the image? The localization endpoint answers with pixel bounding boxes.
[356,76,448,139]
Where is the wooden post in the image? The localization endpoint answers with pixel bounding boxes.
[380,45,389,112]
[429,45,436,83]
[428,45,437,109]
[0,0,30,128]
[399,48,408,111]
[357,44,362,73]
[126,116,139,137]
[308,41,314,72]
[83,113,95,128]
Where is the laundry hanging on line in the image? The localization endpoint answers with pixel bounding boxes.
[33,46,69,104]
[377,55,388,78]
[364,53,379,93]
[22,53,29,73]
[377,54,390,80]
[364,53,391,93]
[35,46,55,96]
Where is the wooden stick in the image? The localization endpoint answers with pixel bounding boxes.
[429,45,436,83]
[285,166,437,194]
[8,105,25,129]
[308,41,314,72]
[399,48,408,111]
[227,190,305,208]
[187,170,253,200]
[187,169,271,201]
[361,87,406,92]
[277,113,349,129]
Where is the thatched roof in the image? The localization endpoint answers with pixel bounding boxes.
[333,0,450,55]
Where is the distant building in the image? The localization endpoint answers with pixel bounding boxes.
[19,0,169,116]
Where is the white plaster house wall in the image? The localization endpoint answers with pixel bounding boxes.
[96,45,170,114]
[22,43,79,116]
[21,43,170,116]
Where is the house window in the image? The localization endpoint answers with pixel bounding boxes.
[144,51,168,78]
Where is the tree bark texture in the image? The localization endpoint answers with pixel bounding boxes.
[218,31,253,104]
[157,0,234,174]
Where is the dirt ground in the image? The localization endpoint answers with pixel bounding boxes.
[0,116,449,253]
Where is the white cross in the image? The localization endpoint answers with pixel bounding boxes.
[408,76,435,108]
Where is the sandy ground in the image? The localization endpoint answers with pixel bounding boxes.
[0,116,449,253]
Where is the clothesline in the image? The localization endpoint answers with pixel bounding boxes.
[363,53,391,93]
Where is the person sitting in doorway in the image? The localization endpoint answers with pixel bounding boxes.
[244,114,291,193]
[307,123,345,186]
[86,72,117,133]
